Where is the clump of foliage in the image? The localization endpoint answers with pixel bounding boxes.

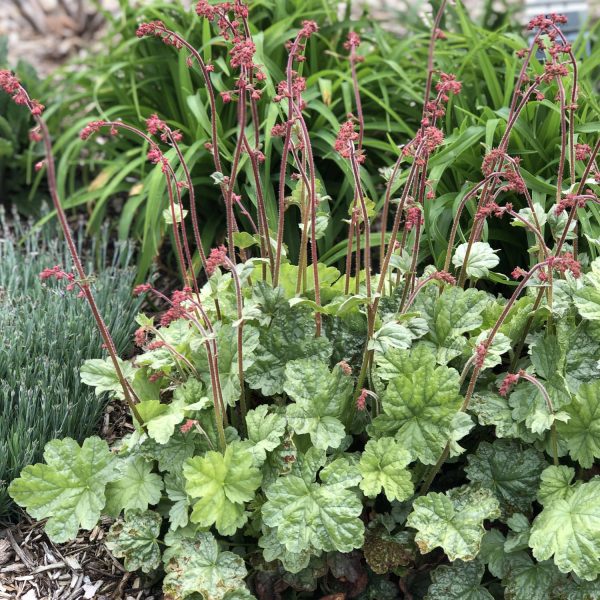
[0,217,140,518]
[4,1,600,598]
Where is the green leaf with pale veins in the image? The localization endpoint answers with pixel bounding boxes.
[8,437,118,543]
[183,441,261,535]
[164,471,190,531]
[163,531,249,600]
[425,559,494,600]
[135,381,210,445]
[358,438,414,502]
[574,258,600,320]
[370,346,462,464]
[105,456,163,517]
[80,357,136,399]
[502,554,565,600]
[470,392,538,443]
[284,359,353,450]
[415,286,490,364]
[465,440,547,518]
[262,448,364,555]
[407,485,501,561]
[258,527,313,573]
[529,474,600,580]
[246,305,332,396]
[106,510,162,573]
[245,405,287,464]
[536,465,576,505]
[452,242,499,278]
[556,380,600,468]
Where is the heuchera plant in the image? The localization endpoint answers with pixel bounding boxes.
[5,1,600,598]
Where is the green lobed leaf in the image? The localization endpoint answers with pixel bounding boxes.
[529,474,600,580]
[106,509,162,573]
[358,437,414,502]
[465,439,547,518]
[370,346,463,464]
[262,448,364,556]
[105,456,163,517]
[452,242,499,279]
[556,380,600,468]
[407,485,501,561]
[80,357,136,399]
[284,359,353,450]
[425,559,494,600]
[8,437,118,543]
[502,554,565,600]
[183,441,262,536]
[574,258,600,320]
[245,405,287,464]
[415,286,490,364]
[536,465,577,505]
[246,304,332,396]
[163,531,249,600]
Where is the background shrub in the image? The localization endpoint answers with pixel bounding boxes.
[32,1,599,280]
[0,215,141,519]
[0,37,46,213]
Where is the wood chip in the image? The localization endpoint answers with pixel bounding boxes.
[0,539,11,565]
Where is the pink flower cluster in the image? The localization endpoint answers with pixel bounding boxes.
[356,388,368,411]
[554,193,591,216]
[80,120,106,140]
[431,270,456,285]
[146,113,183,143]
[206,245,228,275]
[161,288,193,327]
[575,143,592,161]
[404,206,423,231]
[337,361,352,375]
[344,32,361,51]
[39,265,82,295]
[499,372,521,396]
[527,13,567,32]
[133,283,153,296]
[334,120,364,162]
[0,70,44,115]
[136,20,183,49]
[481,149,526,194]
[476,201,512,220]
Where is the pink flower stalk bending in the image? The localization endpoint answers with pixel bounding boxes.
[0,71,143,424]
[270,19,322,331]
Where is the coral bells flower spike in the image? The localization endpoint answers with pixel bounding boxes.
[344,32,361,50]
[206,245,228,276]
[431,270,456,285]
[299,20,318,38]
[337,361,352,376]
[435,72,462,96]
[229,38,256,70]
[180,419,199,434]
[134,327,148,347]
[133,283,152,296]
[146,113,167,135]
[575,143,592,161]
[356,388,368,411]
[499,372,521,397]
[335,120,360,160]
[0,70,44,116]
[80,120,106,140]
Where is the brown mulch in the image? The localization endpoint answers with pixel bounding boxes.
[0,401,161,600]
[0,517,160,600]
